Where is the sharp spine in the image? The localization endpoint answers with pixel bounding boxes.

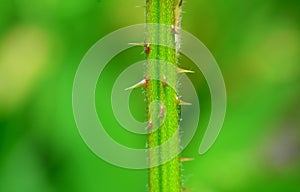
[144,43,150,54]
[162,75,167,86]
[159,105,165,118]
[148,119,153,129]
[128,42,145,46]
[179,101,192,106]
[178,68,195,74]
[180,157,194,162]
[176,96,192,106]
[135,5,146,8]
[125,79,147,90]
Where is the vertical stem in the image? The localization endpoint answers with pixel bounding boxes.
[146,0,182,191]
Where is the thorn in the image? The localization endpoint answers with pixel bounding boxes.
[171,25,179,34]
[144,43,150,54]
[159,105,165,118]
[179,100,192,106]
[180,157,194,162]
[162,75,167,86]
[125,79,146,90]
[176,96,192,106]
[175,0,183,27]
[129,42,149,55]
[135,5,146,8]
[148,119,153,129]
[128,42,145,47]
[178,68,195,74]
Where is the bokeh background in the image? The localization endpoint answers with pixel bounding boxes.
[1,0,300,191]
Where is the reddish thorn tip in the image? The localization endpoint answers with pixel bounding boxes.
[144,43,150,54]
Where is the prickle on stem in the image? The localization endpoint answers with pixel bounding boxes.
[177,68,195,74]
[159,105,165,118]
[148,119,153,129]
[176,96,192,106]
[174,0,183,27]
[171,25,179,34]
[135,5,146,8]
[125,78,147,91]
[128,42,150,55]
[128,42,145,46]
[144,43,150,54]
[180,157,194,162]
[162,75,167,86]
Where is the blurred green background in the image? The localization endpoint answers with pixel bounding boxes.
[1,0,300,191]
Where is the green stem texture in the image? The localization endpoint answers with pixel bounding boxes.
[146,0,182,191]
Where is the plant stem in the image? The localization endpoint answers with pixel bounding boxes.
[146,0,182,191]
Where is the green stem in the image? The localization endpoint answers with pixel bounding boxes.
[146,0,182,191]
